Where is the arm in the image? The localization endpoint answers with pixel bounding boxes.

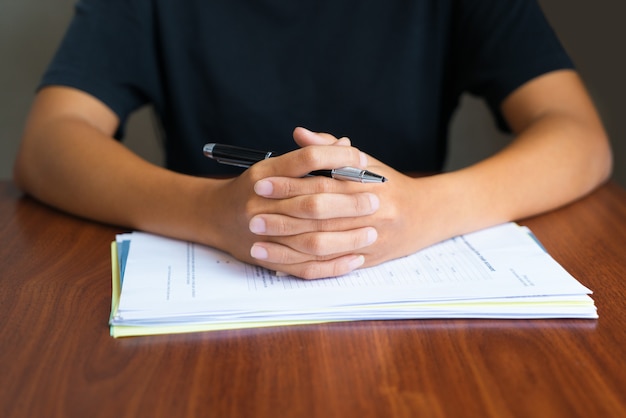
[13,86,377,277]
[246,70,613,273]
[457,70,612,222]
[13,86,219,243]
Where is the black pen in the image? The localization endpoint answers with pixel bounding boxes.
[203,143,387,183]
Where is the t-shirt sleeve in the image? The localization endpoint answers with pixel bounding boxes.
[39,0,159,139]
[452,0,574,129]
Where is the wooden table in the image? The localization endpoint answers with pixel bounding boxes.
[1,180,625,418]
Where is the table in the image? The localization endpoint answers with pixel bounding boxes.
[1,179,625,418]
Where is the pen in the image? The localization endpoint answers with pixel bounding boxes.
[203,143,387,183]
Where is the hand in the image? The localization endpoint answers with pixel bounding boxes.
[247,127,444,279]
[207,128,381,278]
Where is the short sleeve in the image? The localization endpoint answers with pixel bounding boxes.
[452,0,574,128]
[39,0,160,138]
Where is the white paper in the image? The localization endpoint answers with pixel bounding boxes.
[111,223,596,328]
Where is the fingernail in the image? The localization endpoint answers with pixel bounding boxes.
[250,244,269,260]
[359,152,368,168]
[347,255,365,271]
[368,193,380,212]
[297,126,314,136]
[249,217,266,234]
[336,137,351,146]
[366,228,378,245]
[254,180,273,196]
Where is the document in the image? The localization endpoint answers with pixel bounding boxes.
[109,223,597,337]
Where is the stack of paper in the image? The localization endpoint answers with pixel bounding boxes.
[109,222,597,337]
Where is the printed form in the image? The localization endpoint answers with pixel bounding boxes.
[114,223,594,322]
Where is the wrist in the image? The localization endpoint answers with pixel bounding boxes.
[128,171,227,249]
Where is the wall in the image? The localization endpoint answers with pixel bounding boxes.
[1,0,624,187]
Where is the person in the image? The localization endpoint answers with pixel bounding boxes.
[14,0,612,279]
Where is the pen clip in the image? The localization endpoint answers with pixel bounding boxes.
[212,158,257,169]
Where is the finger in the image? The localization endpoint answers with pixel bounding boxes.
[250,213,357,236]
[334,137,351,146]
[254,176,380,200]
[260,254,366,280]
[293,127,339,146]
[289,144,367,171]
[249,193,379,235]
[250,227,377,263]
[272,192,380,220]
[254,176,338,199]
[252,144,367,180]
[293,127,352,147]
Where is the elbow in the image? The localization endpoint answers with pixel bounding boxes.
[12,132,42,197]
[572,129,613,200]
[594,130,614,187]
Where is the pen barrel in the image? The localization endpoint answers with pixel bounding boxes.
[309,167,386,183]
[330,167,369,182]
[203,143,386,182]
[203,144,274,168]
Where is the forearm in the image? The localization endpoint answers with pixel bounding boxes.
[452,113,611,225]
[13,116,223,247]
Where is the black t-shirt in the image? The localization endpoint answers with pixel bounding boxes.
[41,0,573,175]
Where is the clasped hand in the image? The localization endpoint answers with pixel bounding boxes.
[213,127,426,279]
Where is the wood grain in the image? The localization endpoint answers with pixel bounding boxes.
[1,181,625,418]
